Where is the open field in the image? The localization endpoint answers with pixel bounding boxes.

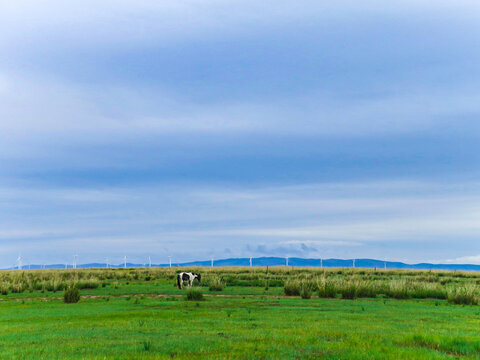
[1,267,480,359]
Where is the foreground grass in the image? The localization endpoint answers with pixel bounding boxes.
[1,295,480,359]
[1,268,479,359]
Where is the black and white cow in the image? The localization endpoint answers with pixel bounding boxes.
[176,272,201,289]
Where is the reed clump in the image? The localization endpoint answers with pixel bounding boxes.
[448,285,479,305]
[63,285,80,303]
[208,275,225,291]
[185,287,204,301]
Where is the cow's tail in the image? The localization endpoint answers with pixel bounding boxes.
[176,274,182,289]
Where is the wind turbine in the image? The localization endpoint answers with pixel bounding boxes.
[249,257,252,267]
[148,256,151,268]
[384,259,387,270]
[353,258,355,268]
[320,258,323,268]
[168,256,172,268]
[73,254,78,269]
[124,256,127,269]
[16,254,22,270]
[105,258,109,268]
[285,257,289,266]
[211,258,214,268]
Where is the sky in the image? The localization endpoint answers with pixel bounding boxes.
[1,0,480,267]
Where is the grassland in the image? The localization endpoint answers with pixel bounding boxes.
[0,267,479,359]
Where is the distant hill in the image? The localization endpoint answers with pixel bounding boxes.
[7,257,480,271]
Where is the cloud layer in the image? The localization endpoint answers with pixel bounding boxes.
[1,1,480,266]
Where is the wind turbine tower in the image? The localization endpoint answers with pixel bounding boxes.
[211,258,214,268]
[105,258,109,268]
[168,256,172,268]
[353,258,355,268]
[73,254,78,269]
[124,256,127,269]
[249,257,252,267]
[16,254,22,270]
[320,258,323,268]
[286,257,289,266]
[148,256,151,268]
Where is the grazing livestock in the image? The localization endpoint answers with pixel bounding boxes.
[176,272,201,289]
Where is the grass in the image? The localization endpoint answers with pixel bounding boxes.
[207,275,225,291]
[448,285,479,305]
[0,267,479,359]
[2,295,480,359]
[185,287,204,301]
[63,285,80,303]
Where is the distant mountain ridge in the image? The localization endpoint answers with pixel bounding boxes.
[7,257,480,271]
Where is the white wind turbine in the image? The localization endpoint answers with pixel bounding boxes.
[285,257,289,266]
[105,258,109,268]
[211,258,214,268]
[168,256,172,268]
[124,256,127,269]
[16,254,22,270]
[320,258,323,268]
[73,254,78,269]
[249,257,252,267]
[148,256,152,268]
[352,258,355,268]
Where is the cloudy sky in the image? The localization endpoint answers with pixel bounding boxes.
[1,0,480,267]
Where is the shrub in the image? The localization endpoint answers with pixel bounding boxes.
[185,287,204,301]
[63,285,80,303]
[208,276,225,291]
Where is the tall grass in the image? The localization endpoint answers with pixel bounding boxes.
[284,279,301,296]
[63,285,80,303]
[185,287,204,301]
[0,267,477,305]
[313,276,458,301]
[448,285,479,305]
[300,280,315,299]
[208,275,225,291]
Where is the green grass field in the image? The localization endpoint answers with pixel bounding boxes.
[1,267,479,359]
